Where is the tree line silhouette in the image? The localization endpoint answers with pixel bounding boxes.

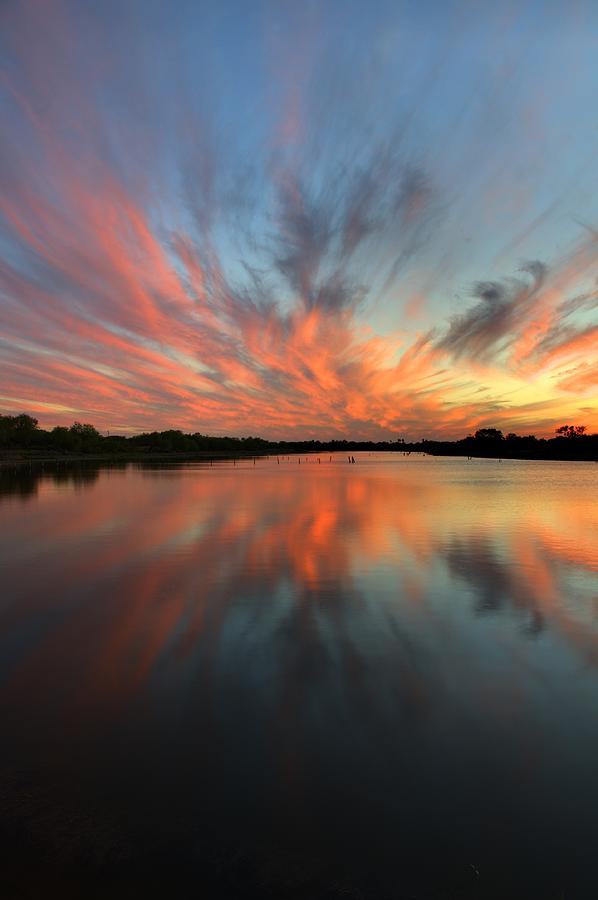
[419,425,596,461]
[1,413,596,461]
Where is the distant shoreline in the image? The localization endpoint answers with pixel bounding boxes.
[424,450,597,463]
[0,449,267,469]
[2,413,597,466]
[1,447,596,468]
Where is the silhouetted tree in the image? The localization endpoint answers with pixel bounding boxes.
[474,428,504,440]
[68,422,102,452]
[555,424,586,438]
[0,413,39,447]
[50,425,75,450]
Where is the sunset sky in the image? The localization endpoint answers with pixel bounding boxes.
[1,0,597,439]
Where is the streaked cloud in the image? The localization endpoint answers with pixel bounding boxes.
[1,0,597,438]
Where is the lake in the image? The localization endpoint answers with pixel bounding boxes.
[1,454,597,898]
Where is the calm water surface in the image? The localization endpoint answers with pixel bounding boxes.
[1,454,597,898]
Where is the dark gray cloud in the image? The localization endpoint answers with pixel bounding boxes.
[435,262,547,360]
[266,149,440,313]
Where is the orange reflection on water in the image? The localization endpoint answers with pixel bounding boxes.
[1,456,597,729]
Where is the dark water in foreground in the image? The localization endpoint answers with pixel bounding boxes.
[1,454,597,898]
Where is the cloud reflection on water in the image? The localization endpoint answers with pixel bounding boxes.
[1,456,596,719]
[1,456,598,894]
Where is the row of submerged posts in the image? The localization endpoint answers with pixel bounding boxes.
[275,454,357,464]
[279,455,356,464]
[233,455,358,465]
